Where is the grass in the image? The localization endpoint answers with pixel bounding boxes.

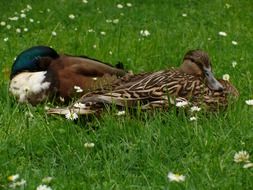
[0,0,253,189]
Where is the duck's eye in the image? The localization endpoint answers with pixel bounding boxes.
[205,71,209,77]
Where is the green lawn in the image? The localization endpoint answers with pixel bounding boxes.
[1,0,253,189]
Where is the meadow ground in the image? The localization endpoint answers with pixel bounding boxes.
[0,0,253,189]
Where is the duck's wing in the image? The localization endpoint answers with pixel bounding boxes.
[47,75,239,115]
[44,55,128,100]
[47,69,203,115]
[55,55,127,77]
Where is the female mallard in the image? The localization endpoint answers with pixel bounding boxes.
[9,45,127,105]
[48,50,238,115]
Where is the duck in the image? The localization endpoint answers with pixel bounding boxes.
[47,49,238,116]
[9,45,127,105]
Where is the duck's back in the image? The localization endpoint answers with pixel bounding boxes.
[77,69,206,109]
[46,55,127,100]
[92,69,204,97]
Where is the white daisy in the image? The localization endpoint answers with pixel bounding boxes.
[24,28,28,32]
[175,100,188,107]
[4,37,9,42]
[245,99,253,106]
[65,110,78,120]
[189,116,197,121]
[16,28,21,33]
[9,16,19,21]
[20,13,26,18]
[182,13,187,17]
[167,172,186,182]
[243,162,253,169]
[8,174,20,182]
[190,106,201,112]
[232,61,237,68]
[74,85,83,93]
[74,102,86,109]
[42,176,53,184]
[100,31,106,35]
[117,4,124,9]
[44,106,50,110]
[116,110,126,116]
[232,41,238,45]
[68,14,75,19]
[0,21,6,26]
[25,111,34,118]
[88,28,94,32]
[140,30,150,37]
[82,0,88,3]
[51,31,57,36]
[225,3,231,8]
[222,74,230,81]
[84,142,95,148]
[234,150,250,163]
[126,3,132,7]
[218,31,227,36]
[97,8,102,14]
[16,179,26,186]
[27,4,32,10]
[36,184,52,190]
[6,24,11,29]
[29,18,34,22]
[9,179,26,189]
[59,96,65,102]
[113,19,119,24]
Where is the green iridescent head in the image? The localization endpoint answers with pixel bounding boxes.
[10,46,59,79]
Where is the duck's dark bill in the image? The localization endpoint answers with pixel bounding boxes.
[204,69,224,91]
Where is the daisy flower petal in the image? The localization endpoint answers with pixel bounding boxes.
[65,110,78,120]
[167,172,185,182]
[234,150,250,163]
[218,31,227,36]
[245,99,253,106]
[222,74,230,81]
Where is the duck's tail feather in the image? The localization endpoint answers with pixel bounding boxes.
[115,62,124,69]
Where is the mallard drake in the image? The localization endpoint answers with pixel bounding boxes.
[47,50,238,116]
[9,45,127,105]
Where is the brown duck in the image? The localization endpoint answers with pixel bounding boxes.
[47,50,238,115]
